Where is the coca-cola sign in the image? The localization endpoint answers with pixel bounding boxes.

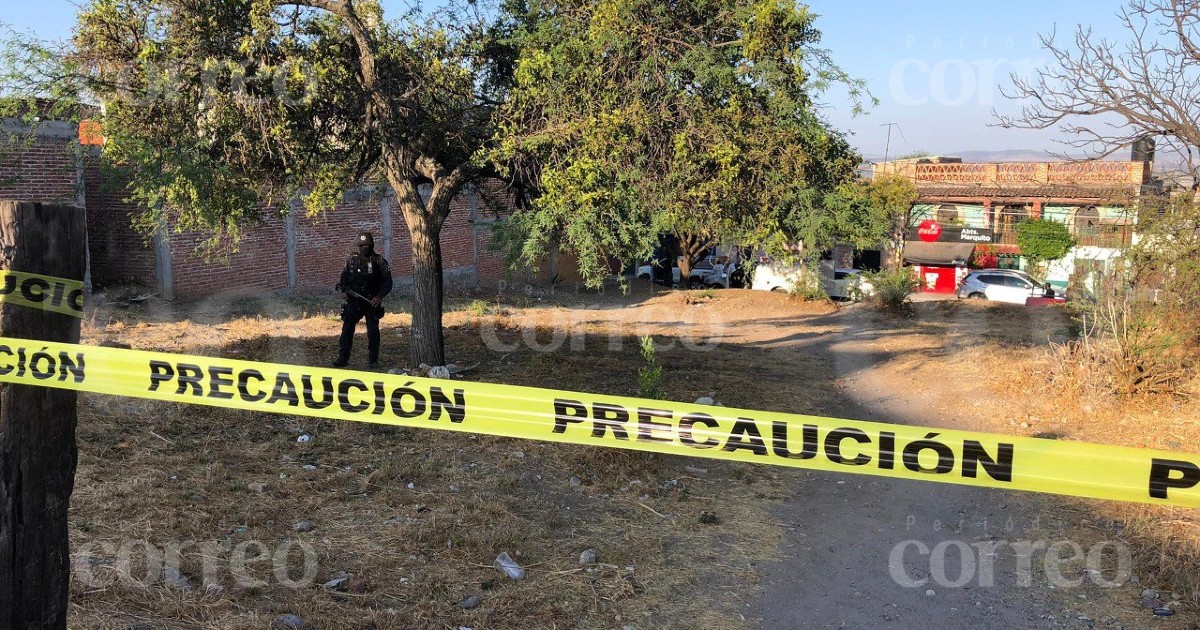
[917,219,942,243]
[906,225,995,244]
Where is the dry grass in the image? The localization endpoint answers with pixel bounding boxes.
[69,287,1200,625]
[848,300,1200,616]
[67,287,827,629]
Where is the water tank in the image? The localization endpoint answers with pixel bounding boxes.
[1132,136,1156,163]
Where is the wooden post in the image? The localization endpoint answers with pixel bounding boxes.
[0,201,86,629]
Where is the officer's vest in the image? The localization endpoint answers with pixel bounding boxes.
[344,254,385,296]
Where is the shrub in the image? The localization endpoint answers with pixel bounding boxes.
[785,264,829,302]
[1016,219,1074,279]
[787,281,829,302]
[864,268,919,313]
[1053,196,1200,397]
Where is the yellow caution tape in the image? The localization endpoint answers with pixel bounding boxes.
[0,271,85,318]
[0,336,1197,507]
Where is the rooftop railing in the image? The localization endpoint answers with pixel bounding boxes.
[876,159,1149,187]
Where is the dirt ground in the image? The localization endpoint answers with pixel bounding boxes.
[66,281,1198,628]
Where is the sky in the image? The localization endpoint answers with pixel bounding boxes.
[3,0,1137,158]
[811,0,1131,159]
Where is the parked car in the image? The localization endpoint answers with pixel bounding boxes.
[751,259,873,300]
[823,269,875,300]
[701,262,731,289]
[636,263,681,285]
[956,269,1058,304]
[750,259,803,292]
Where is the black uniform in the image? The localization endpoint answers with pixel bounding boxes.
[335,233,393,366]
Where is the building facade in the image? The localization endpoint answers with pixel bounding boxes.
[873,153,1151,293]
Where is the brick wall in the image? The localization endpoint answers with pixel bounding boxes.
[470,181,516,288]
[293,188,384,293]
[4,118,542,298]
[169,214,291,298]
[0,131,79,203]
[82,154,158,289]
[165,183,519,299]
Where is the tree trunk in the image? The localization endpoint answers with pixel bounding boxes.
[890,228,905,269]
[407,215,445,367]
[676,233,712,288]
[0,201,86,629]
[392,184,446,368]
[678,250,693,287]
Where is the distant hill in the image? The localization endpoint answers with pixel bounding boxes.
[861,148,1190,173]
[862,149,1096,163]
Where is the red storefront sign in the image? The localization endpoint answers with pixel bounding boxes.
[917,219,942,243]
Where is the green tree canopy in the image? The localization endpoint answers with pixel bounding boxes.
[822,173,919,268]
[4,0,511,364]
[489,0,868,284]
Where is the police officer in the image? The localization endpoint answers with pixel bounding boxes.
[334,232,393,367]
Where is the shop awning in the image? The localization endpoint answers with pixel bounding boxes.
[903,241,976,266]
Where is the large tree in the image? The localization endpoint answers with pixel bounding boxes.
[997,0,1200,392]
[4,0,511,366]
[489,0,866,285]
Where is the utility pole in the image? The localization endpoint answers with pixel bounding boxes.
[880,122,902,173]
[0,201,86,629]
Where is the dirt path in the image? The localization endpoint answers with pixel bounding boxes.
[746,305,1063,629]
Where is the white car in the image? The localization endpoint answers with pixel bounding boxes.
[750,260,804,292]
[636,263,682,285]
[956,270,1050,304]
[752,261,873,300]
[636,258,717,288]
[701,262,731,288]
[823,269,875,300]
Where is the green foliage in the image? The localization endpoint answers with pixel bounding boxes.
[489,0,868,286]
[787,283,830,302]
[821,174,919,258]
[2,1,498,258]
[864,268,918,313]
[466,299,490,316]
[1016,219,1074,278]
[637,335,663,400]
[786,265,828,302]
[893,150,933,160]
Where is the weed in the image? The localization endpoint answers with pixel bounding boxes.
[637,335,663,399]
[785,268,829,302]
